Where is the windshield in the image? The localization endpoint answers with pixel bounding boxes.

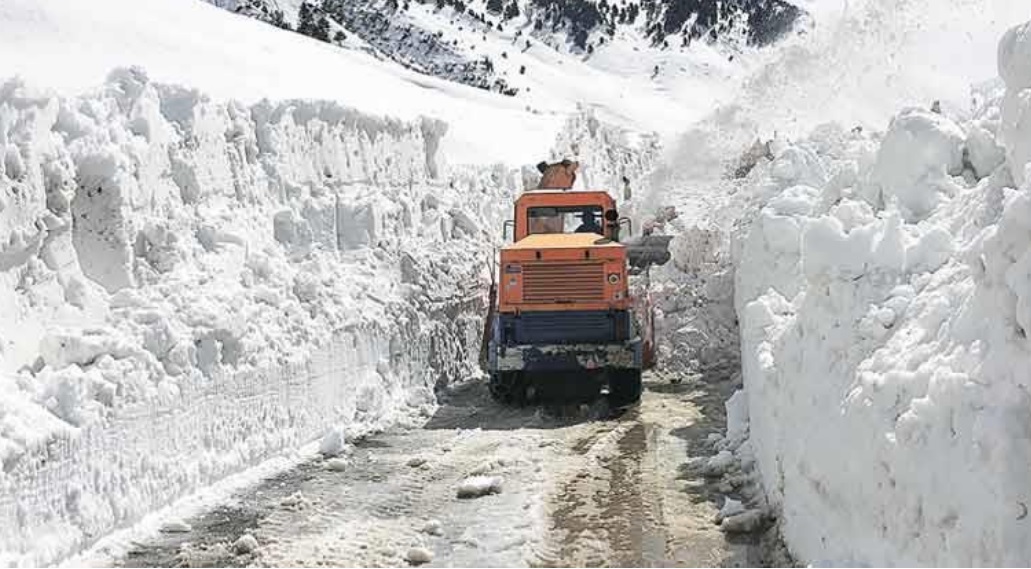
[527,206,604,235]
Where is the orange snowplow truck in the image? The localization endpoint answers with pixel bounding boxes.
[485,160,671,406]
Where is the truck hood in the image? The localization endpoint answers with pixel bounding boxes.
[507,233,623,250]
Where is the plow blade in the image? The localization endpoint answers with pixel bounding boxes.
[624,235,673,270]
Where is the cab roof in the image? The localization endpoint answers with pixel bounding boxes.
[516,189,614,207]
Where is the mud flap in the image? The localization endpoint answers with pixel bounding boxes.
[630,281,657,370]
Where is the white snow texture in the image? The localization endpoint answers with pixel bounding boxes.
[736,20,1031,566]
[0,67,504,566]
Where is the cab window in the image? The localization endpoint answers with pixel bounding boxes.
[527,206,604,235]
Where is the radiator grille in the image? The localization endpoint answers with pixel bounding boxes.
[522,263,605,303]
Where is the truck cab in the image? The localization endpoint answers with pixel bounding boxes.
[487,186,644,406]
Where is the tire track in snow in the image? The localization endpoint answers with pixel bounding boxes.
[105,372,782,567]
[536,371,780,568]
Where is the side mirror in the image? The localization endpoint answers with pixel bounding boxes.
[503,220,515,241]
[604,209,619,222]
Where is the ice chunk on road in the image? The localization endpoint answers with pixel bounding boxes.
[456,476,502,499]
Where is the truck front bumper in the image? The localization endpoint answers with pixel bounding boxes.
[490,339,642,372]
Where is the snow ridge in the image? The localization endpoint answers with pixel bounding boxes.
[735,19,1031,565]
[0,67,511,566]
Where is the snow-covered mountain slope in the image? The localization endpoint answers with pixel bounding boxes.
[0,0,544,165]
[203,0,801,96]
[0,0,757,165]
[651,0,1031,179]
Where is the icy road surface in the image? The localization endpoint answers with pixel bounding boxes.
[108,372,784,567]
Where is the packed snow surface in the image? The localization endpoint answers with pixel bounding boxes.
[734,19,1031,566]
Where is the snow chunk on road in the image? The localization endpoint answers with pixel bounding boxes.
[405,547,434,565]
[720,510,767,534]
[325,458,349,472]
[319,426,348,457]
[719,497,746,519]
[456,476,503,499]
[232,534,259,555]
[703,450,735,477]
[420,519,443,536]
[280,492,309,510]
[158,519,192,534]
[468,458,508,476]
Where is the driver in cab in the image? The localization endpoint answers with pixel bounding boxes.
[575,210,602,234]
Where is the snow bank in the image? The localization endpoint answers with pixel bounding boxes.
[735,21,1031,565]
[999,21,1031,187]
[0,69,512,566]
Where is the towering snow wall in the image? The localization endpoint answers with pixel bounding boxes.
[0,68,516,566]
[735,20,1031,565]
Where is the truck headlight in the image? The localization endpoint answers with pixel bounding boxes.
[608,273,620,284]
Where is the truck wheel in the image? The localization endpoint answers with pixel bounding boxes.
[489,372,525,405]
[608,369,642,408]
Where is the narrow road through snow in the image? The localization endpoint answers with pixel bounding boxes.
[112,371,781,567]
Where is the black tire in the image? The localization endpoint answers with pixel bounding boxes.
[489,371,526,405]
[608,369,642,408]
